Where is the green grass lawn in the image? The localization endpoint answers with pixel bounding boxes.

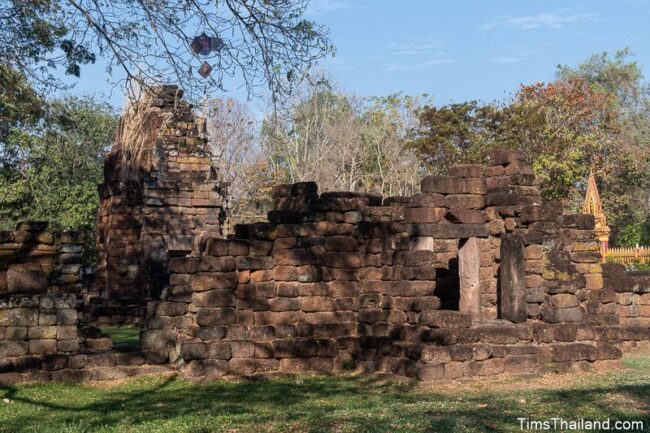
[101,326,140,346]
[1,353,649,433]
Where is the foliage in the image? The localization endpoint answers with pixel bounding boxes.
[411,50,650,246]
[203,98,275,225]
[512,77,619,201]
[617,224,643,247]
[0,64,44,143]
[555,50,650,244]
[0,0,333,102]
[1,353,650,432]
[627,262,650,272]
[359,95,429,196]
[0,94,118,261]
[262,78,363,190]
[643,219,650,247]
[557,48,650,113]
[617,219,650,247]
[262,76,427,197]
[0,1,92,85]
[412,101,495,174]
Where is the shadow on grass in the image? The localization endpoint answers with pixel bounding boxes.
[1,374,649,432]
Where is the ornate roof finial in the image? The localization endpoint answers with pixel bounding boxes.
[582,171,610,254]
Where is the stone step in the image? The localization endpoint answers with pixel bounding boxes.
[0,364,176,385]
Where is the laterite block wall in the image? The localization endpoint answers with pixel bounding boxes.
[1,222,83,296]
[140,150,642,380]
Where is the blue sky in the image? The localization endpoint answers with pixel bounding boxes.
[67,0,650,110]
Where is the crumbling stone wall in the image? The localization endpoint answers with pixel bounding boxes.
[139,150,644,380]
[0,222,84,296]
[0,294,79,370]
[0,290,164,383]
[475,151,608,325]
[0,223,81,374]
[0,220,172,383]
[2,146,649,384]
[94,85,229,324]
[603,263,650,327]
[0,284,170,383]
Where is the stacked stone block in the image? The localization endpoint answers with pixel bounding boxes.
[0,222,106,379]
[479,151,611,326]
[1,145,647,383]
[0,293,79,370]
[603,263,650,327]
[414,164,487,313]
[0,284,171,384]
[0,222,83,296]
[142,184,460,376]
[0,327,171,384]
[416,321,626,380]
[140,151,634,380]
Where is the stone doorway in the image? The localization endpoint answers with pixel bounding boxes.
[412,236,481,318]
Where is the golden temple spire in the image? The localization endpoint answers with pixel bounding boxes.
[582,171,611,255]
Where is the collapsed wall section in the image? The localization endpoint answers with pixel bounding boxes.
[2,147,646,384]
[0,294,79,365]
[481,151,608,326]
[142,187,462,375]
[0,222,83,365]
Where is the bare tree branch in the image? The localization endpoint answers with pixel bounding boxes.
[0,0,333,103]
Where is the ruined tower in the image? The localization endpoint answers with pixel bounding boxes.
[93,85,228,323]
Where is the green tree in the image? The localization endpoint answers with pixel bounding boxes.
[557,48,650,113]
[359,94,427,195]
[0,95,118,235]
[0,64,44,144]
[262,78,364,189]
[617,223,642,247]
[412,101,499,174]
[262,77,427,196]
[509,77,619,202]
[411,50,650,246]
[556,50,650,245]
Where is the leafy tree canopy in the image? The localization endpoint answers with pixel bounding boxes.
[557,48,650,113]
[411,49,650,246]
[262,76,426,196]
[0,94,118,233]
[0,64,44,143]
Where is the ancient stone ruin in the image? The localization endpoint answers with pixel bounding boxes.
[140,151,650,379]
[92,85,229,324]
[1,87,649,384]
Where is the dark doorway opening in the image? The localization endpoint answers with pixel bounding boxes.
[434,257,460,310]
